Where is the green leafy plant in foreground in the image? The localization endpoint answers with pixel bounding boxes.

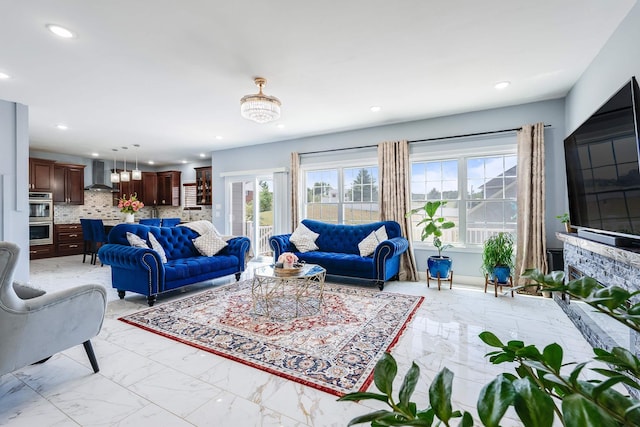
[339,269,640,426]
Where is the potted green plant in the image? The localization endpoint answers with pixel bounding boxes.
[406,200,455,280]
[481,232,514,284]
[556,212,574,233]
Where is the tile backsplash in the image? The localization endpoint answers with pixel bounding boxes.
[53,191,212,224]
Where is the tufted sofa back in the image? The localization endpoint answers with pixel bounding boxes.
[300,219,402,255]
[108,223,199,260]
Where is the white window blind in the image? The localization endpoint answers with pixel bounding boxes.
[183,183,198,208]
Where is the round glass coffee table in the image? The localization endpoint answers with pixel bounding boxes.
[251,264,326,320]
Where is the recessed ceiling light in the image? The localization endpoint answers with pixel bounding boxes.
[215,135,223,140]
[46,24,76,39]
[370,106,382,113]
[199,153,206,158]
[56,124,68,130]
[181,160,187,164]
[0,72,10,80]
[494,81,510,90]
[276,124,285,129]
[148,160,155,165]
[91,152,99,157]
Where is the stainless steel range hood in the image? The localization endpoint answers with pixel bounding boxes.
[85,160,116,192]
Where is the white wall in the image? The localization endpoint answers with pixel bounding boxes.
[212,98,567,278]
[0,101,29,282]
[565,1,640,133]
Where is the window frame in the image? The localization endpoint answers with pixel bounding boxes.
[300,157,380,225]
[409,141,517,249]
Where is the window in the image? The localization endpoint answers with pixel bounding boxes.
[182,183,198,208]
[409,153,517,246]
[304,166,379,224]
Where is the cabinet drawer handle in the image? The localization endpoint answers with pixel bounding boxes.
[30,250,36,254]
[69,234,78,237]
[69,244,78,248]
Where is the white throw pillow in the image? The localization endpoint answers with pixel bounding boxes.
[193,230,228,256]
[126,232,149,248]
[358,231,379,257]
[358,226,389,257]
[375,225,388,242]
[289,223,319,253]
[148,232,168,263]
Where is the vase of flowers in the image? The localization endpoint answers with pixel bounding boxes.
[277,252,298,269]
[118,193,144,223]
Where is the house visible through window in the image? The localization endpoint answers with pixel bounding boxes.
[408,153,517,246]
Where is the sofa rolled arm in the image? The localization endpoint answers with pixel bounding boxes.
[373,237,409,280]
[269,234,293,261]
[220,237,251,270]
[98,244,163,270]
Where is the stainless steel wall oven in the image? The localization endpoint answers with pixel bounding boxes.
[29,192,53,245]
[29,192,53,222]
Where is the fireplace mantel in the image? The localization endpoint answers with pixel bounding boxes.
[557,232,640,271]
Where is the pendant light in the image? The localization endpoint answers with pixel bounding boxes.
[132,144,142,180]
[110,149,120,183]
[120,146,130,182]
[240,77,281,123]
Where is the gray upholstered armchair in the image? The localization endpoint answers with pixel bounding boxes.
[0,241,107,377]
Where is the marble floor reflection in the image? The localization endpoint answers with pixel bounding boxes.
[0,255,596,426]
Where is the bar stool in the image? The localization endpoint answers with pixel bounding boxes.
[161,218,181,227]
[90,220,108,266]
[139,218,161,226]
[80,219,94,264]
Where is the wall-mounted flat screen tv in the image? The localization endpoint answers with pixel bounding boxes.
[563,76,640,244]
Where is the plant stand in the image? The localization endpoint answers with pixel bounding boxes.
[427,270,453,291]
[484,274,514,297]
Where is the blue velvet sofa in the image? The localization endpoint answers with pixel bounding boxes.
[98,224,251,306]
[269,219,409,290]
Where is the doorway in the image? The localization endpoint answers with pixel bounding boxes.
[229,176,274,259]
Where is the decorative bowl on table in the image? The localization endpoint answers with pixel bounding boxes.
[273,262,305,276]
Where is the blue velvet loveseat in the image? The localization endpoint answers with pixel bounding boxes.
[98,223,251,306]
[269,219,409,290]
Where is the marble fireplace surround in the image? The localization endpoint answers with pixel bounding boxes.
[557,232,640,360]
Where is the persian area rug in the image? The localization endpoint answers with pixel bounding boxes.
[119,280,423,396]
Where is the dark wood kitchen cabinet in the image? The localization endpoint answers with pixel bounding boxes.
[111,170,179,206]
[141,172,158,206]
[29,158,55,192]
[195,166,212,205]
[29,244,55,260]
[157,171,181,206]
[53,164,85,204]
[55,223,84,256]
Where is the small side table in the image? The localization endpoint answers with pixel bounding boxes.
[427,270,453,291]
[484,274,514,297]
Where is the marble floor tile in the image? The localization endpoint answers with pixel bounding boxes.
[0,254,601,426]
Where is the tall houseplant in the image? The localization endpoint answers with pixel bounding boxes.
[406,200,455,280]
[481,232,514,284]
[339,269,640,426]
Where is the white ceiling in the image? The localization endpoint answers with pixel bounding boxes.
[0,0,636,165]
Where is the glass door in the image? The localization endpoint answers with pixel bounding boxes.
[228,176,274,259]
